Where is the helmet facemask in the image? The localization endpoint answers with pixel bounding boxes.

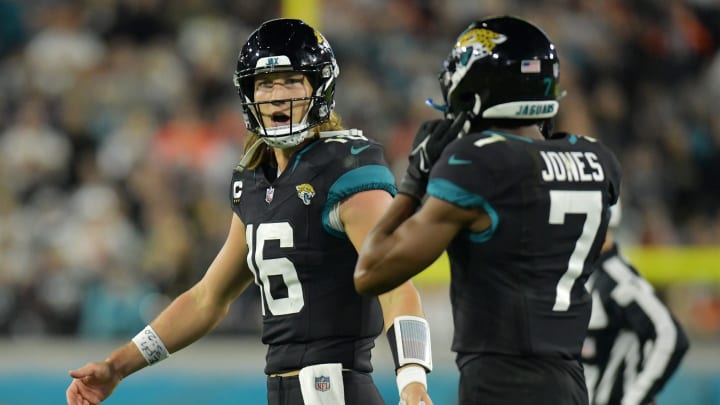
[234,19,339,149]
[236,65,337,149]
[245,96,314,148]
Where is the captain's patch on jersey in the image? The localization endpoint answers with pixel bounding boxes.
[296,183,316,205]
[232,180,243,202]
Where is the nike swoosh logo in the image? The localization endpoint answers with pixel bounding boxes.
[350,145,371,155]
[448,154,472,165]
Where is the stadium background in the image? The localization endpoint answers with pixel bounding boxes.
[1,0,719,403]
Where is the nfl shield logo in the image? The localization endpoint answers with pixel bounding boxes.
[265,186,275,204]
[315,376,330,392]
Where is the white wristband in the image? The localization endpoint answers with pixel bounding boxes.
[392,316,433,371]
[396,365,427,396]
[132,325,170,365]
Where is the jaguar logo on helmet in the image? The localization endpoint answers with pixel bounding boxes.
[455,28,507,59]
[439,16,562,137]
[296,183,316,205]
[445,28,507,103]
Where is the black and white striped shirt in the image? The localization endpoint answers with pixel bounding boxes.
[582,244,689,405]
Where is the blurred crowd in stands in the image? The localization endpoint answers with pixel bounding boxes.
[1,0,719,341]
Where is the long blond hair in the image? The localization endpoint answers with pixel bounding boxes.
[240,111,344,170]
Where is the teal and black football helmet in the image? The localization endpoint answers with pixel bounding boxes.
[233,19,339,148]
[438,16,561,137]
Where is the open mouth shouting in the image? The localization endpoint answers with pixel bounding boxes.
[270,112,291,127]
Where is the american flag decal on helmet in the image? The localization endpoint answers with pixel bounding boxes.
[315,375,330,392]
[521,59,541,73]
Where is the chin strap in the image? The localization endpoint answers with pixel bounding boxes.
[234,138,266,173]
[540,118,554,139]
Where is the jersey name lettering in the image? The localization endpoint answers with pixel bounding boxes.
[540,151,604,182]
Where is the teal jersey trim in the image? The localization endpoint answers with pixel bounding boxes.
[482,130,534,143]
[322,165,397,239]
[427,178,499,243]
[291,140,320,173]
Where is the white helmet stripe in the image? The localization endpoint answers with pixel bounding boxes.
[482,100,558,119]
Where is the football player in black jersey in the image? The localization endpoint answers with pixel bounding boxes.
[355,16,622,405]
[583,204,689,405]
[67,19,433,405]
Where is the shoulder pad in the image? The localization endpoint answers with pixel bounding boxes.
[318,129,375,152]
[318,129,365,140]
[551,131,598,143]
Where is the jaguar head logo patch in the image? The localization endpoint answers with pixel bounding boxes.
[296,183,316,206]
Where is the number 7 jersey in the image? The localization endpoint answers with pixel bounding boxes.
[229,132,395,375]
[427,130,621,363]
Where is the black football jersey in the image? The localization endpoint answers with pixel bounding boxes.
[229,131,394,375]
[427,130,621,364]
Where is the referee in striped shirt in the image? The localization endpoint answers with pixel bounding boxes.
[582,205,690,405]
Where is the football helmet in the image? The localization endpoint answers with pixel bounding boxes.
[234,18,339,148]
[438,16,560,134]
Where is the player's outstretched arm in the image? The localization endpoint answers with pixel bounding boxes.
[66,214,255,405]
[342,190,433,405]
[67,359,123,405]
[353,193,431,295]
[354,114,468,295]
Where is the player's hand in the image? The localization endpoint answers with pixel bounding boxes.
[399,381,434,405]
[398,112,468,202]
[66,361,122,405]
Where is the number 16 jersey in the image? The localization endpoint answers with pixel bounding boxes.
[229,132,395,375]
